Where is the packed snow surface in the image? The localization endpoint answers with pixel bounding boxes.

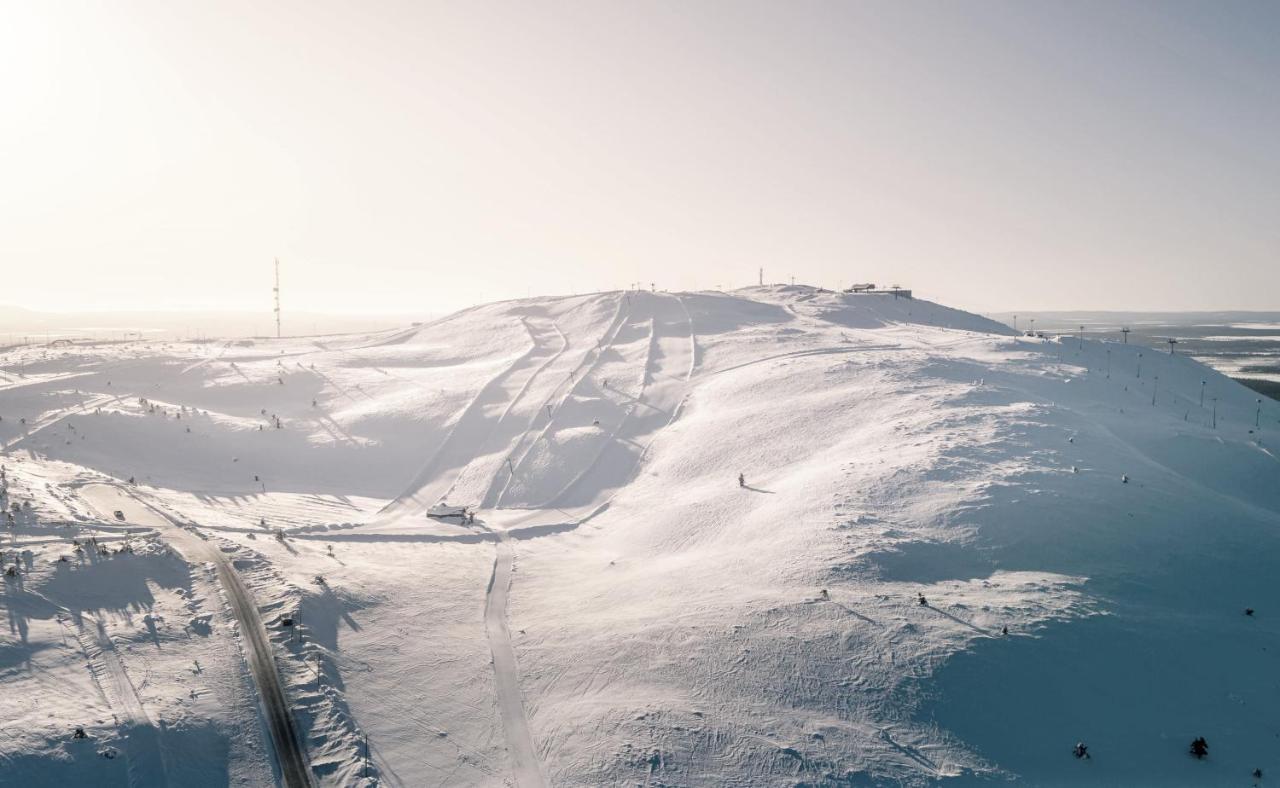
[2,286,1278,786]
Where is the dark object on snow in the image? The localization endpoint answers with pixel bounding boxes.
[113,510,125,521]
[1073,741,1088,759]
[1245,608,1255,616]
[819,589,829,600]
[1121,474,1129,483]
[1001,625,1008,636]
[917,593,928,607]
[280,617,294,627]
[72,726,87,739]
[738,473,745,488]
[1189,737,1208,759]
[1254,768,1263,779]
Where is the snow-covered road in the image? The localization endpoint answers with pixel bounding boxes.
[80,484,314,788]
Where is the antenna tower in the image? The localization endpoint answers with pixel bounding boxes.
[273,258,281,338]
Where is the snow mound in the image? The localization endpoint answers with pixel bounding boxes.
[3,286,1278,786]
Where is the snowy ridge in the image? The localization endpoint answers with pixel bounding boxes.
[2,286,1278,786]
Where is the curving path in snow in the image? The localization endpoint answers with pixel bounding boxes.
[484,534,545,788]
[375,316,566,522]
[80,484,315,788]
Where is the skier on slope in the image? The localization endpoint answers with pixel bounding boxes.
[1189,737,1208,759]
[738,473,745,488]
[1073,742,1089,759]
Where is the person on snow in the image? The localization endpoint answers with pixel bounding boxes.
[72,726,87,739]
[738,473,745,488]
[1189,737,1208,759]
[917,593,928,607]
[1073,742,1089,759]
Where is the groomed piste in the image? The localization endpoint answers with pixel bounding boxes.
[2,285,1277,786]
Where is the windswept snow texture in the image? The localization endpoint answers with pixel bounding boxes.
[2,286,1279,786]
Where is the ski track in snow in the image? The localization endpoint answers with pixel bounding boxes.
[496,293,633,508]
[549,292,696,509]
[373,317,551,521]
[444,318,570,508]
[1,393,120,452]
[8,287,1280,786]
[85,615,171,787]
[484,534,546,788]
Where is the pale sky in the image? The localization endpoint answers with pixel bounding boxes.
[2,1,1277,315]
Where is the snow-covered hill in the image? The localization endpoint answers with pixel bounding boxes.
[2,286,1277,786]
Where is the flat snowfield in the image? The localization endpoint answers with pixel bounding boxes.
[2,286,1277,787]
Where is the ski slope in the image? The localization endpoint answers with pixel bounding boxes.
[2,285,1278,786]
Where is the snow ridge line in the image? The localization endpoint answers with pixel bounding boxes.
[427,316,574,508]
[1,393,121,452]
[555,292,702,524]
[545,309,658,508]
[494,321,570,433]
[496,292,632,508]
[473,320,570,509]
[374,316,545,520]
[675,294,698,382]
[709,344,899,377]
[179,340,231,375]
[437,316,554,505]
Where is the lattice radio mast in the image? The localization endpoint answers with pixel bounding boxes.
[273,258,281,338]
